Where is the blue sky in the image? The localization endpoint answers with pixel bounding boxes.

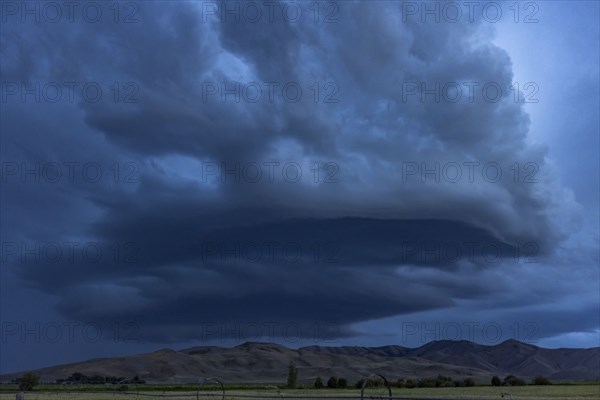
[1,0,598,374]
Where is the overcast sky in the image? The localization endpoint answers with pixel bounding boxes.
[1,0,598,374]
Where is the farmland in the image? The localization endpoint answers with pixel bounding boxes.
[1,383,599,400]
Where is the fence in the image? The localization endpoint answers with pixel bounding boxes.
[2,394,513,400]
[3,375,515,400]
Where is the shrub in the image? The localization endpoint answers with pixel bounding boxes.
[19,372,39,391]
[463,378,476,387]
[314,376,324,389]
[357,378,381,389]
[337,378,348,388]
[533,376,551,385]
[327,376,338,389]
[68,372,86,382]
[435,375,453,387]
[405,379,416,389]
[417,378,436,388]
[491,376,502,386]
[504,375,526,386]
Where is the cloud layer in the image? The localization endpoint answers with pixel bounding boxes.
[1,1,597,363]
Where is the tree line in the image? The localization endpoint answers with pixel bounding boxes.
[15,366,552,392]
[13,372,146,391]
[286,362,552,389]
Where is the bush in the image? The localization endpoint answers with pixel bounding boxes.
[435,375,453,387]
[405,379,416,389]
[504,375,526,386]
[314,376,324,389]
[417,378,436,388]
[463,378,476,387]
[364,377,385,388]
[394,378,405,388]
[327,376,338,389]
[68,372,86,382]
[19,372,39,391]
[491,376,501,386]
[533,376,551,385]
[357,377,390,389]
[337,378,348,388]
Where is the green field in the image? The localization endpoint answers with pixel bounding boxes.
[1,384,599,400]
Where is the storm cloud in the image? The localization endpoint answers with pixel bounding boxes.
[0,0,598,371]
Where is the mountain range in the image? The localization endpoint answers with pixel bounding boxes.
[2,340,598,384]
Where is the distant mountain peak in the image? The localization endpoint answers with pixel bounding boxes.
[153,348,177,354]
[1,339,597,384]
[497,339,539,349]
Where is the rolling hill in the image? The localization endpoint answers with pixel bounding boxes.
[2,340,598,384]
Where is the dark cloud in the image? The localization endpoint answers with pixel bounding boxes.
[1,0,597,371]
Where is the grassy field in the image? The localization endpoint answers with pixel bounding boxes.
[0,384,599,400]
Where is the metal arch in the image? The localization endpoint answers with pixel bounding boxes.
[112,377,138,397]
[197,377,225,400]
[360,373,392,400]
